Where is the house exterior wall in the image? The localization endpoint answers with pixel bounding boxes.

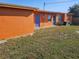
[34,13,66,28]
[39,13,53,28]
[0,7,34,39]
[0,6,72,39]
[40,14,52,28]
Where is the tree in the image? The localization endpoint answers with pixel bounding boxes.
[69,4,79,17]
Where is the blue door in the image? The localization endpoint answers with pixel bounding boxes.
[53,16,56,25]
[35,14,40,28]
[59,16,63,25]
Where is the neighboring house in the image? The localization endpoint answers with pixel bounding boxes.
[0,3,72,39]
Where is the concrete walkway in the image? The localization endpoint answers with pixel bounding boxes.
[0,40,7,44]
[76,31,79,33]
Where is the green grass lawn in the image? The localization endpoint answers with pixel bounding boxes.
[0,26,79,59]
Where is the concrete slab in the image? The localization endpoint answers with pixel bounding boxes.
[0,40,7,44]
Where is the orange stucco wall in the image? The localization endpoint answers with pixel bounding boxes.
[40,14,52,28]
[0,7,34,39]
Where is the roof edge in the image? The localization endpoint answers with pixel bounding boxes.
[0,2,38,10]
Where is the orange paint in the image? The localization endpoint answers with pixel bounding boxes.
[0,7,34,39]
[0,4,72,39]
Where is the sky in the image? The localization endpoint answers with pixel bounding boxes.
[0,0,79,13]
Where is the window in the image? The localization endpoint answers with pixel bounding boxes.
[48,15,51,21]
[59,16,63,24]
